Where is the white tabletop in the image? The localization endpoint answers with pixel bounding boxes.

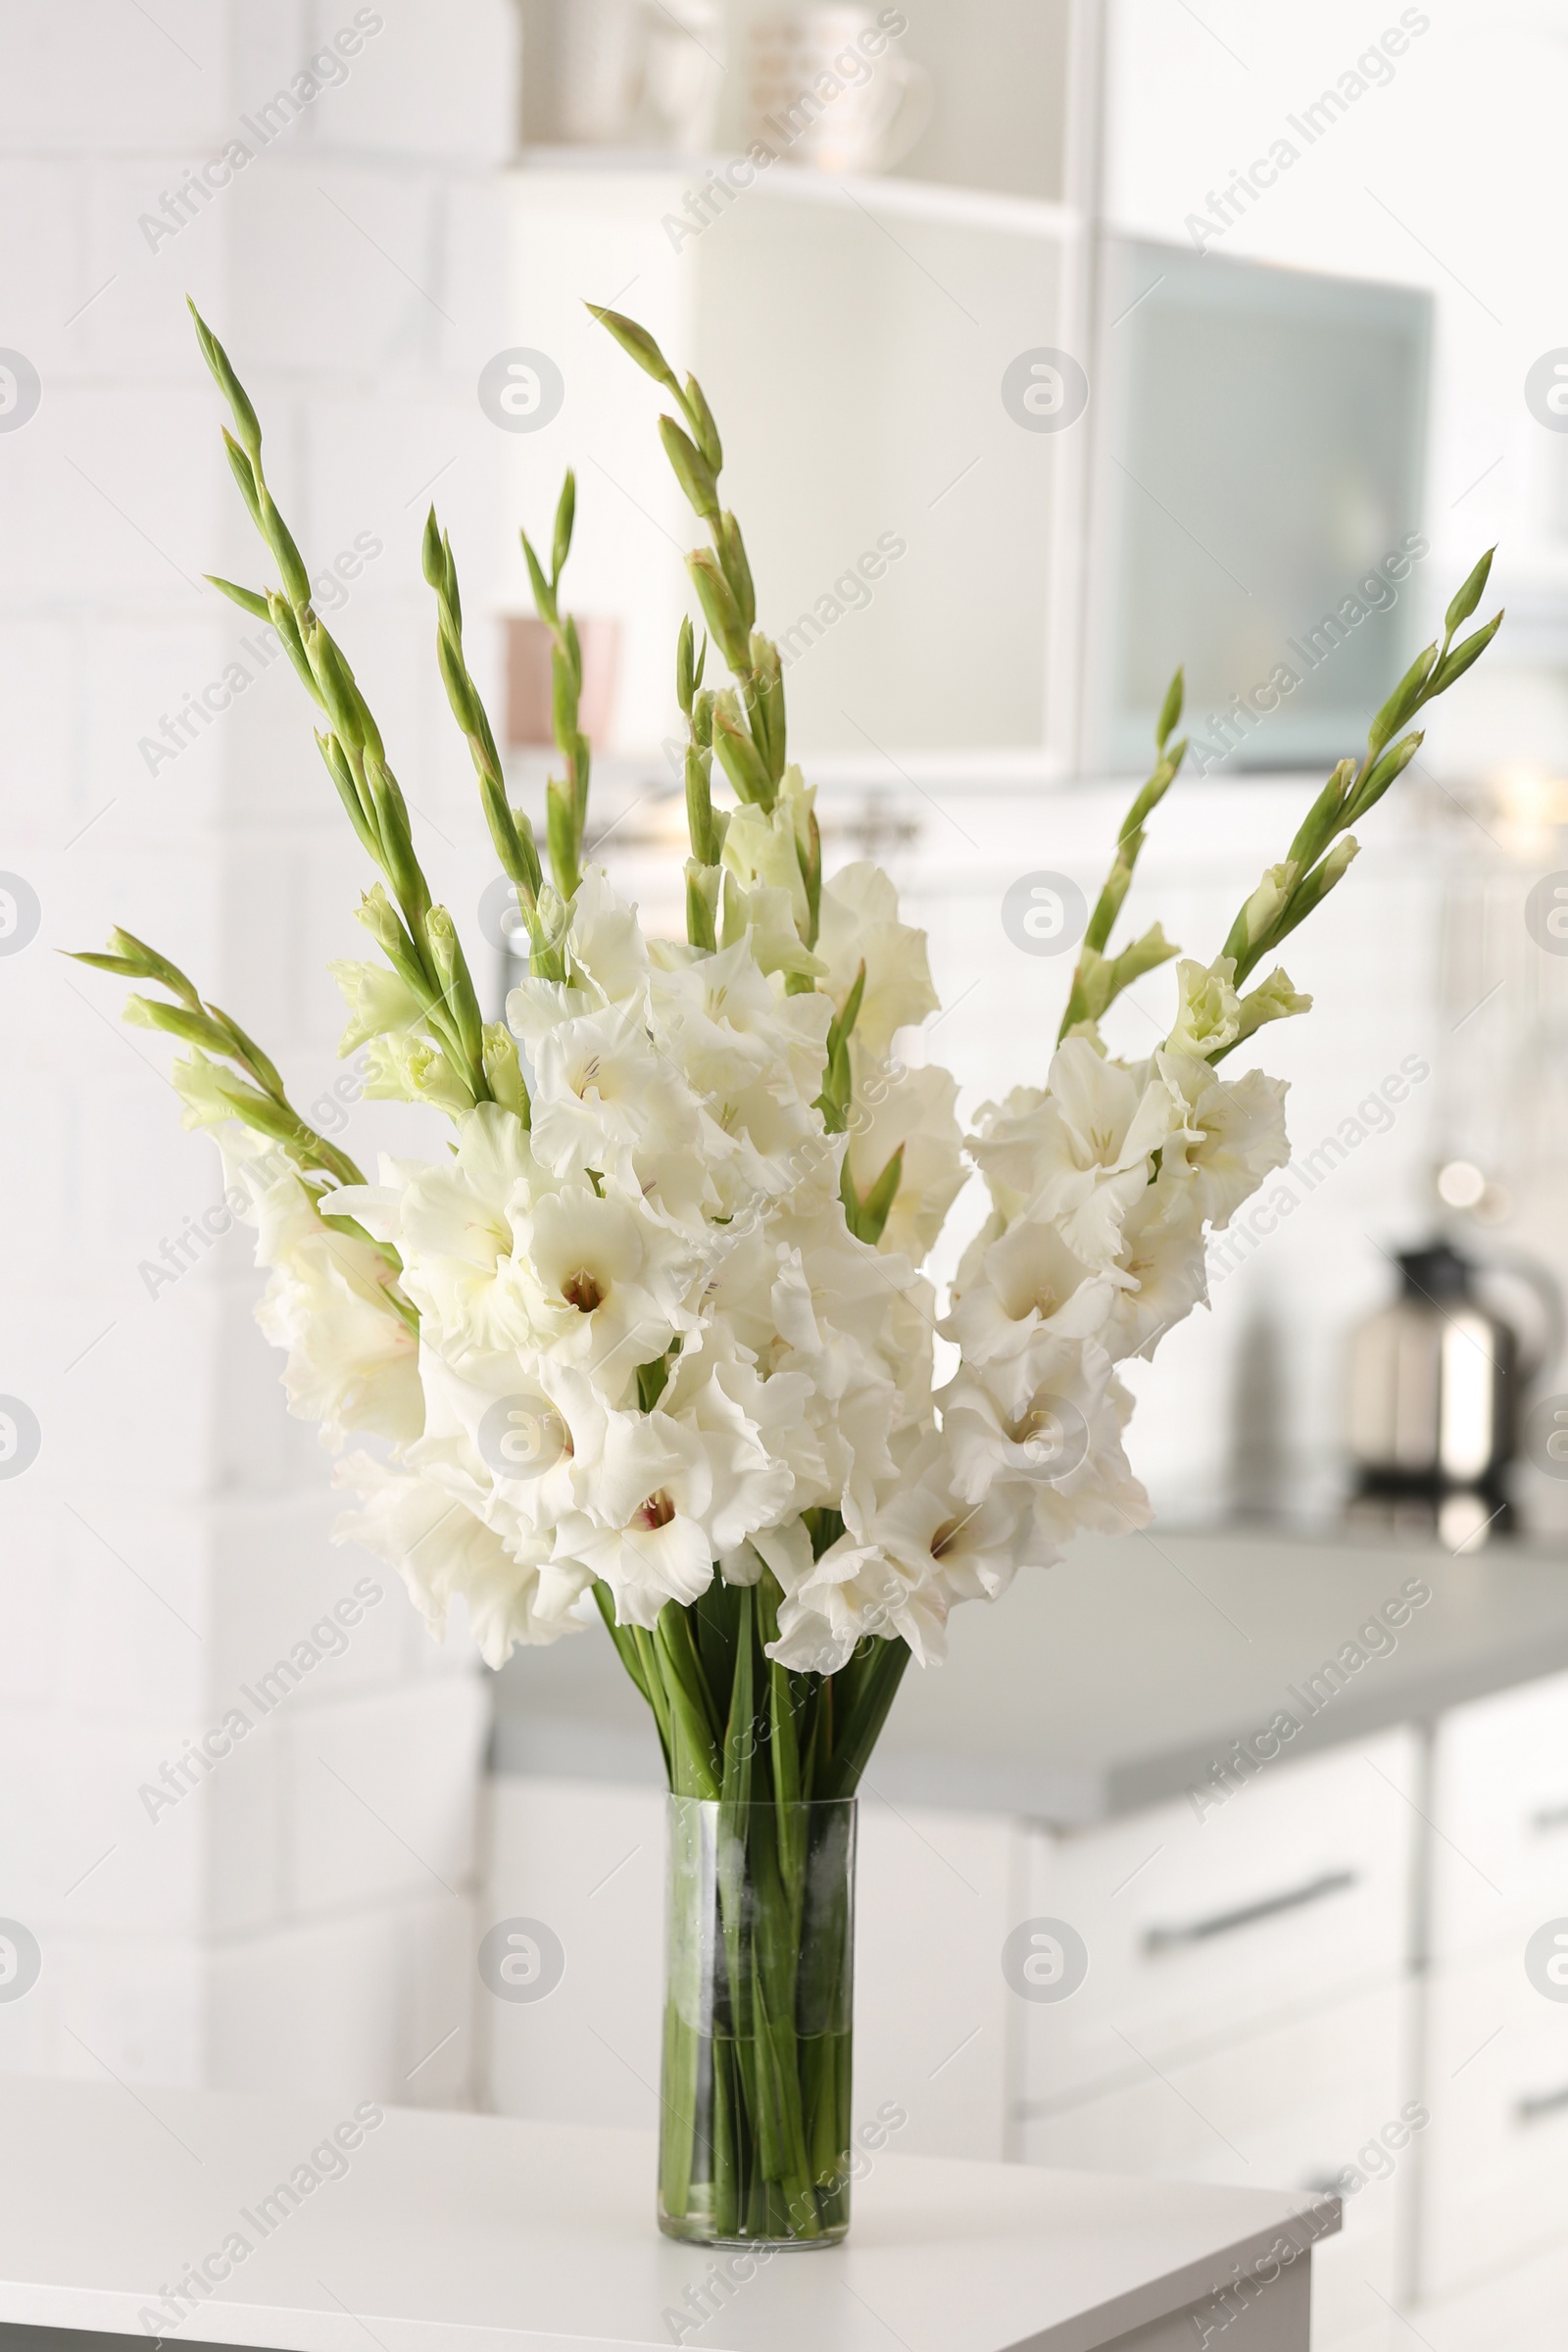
[0,2076,1337,2352]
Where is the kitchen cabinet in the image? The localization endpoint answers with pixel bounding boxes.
[503,163,1089,770]
[1428,1665,1568,1964]
[1018,1984,1411,2352]
[1015,1734,1419,2108]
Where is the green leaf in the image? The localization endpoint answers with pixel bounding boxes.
[684,374,722,475]
[546,776,581,899]
[653,1605,722,1799]
[550,643,576,752]
[1348,729,1423,821]
[551,468,576,584]
[1446,547,1494,637]
[1284,758,1356,871]
[563,611,584,697]
[842,1144,904,1246]
[676,614,697,716]
[720,1585,756,1814]
[256,485,312,610]
[518,527,558,626]
[685,860,718,952]
[659,415,720,519]
[685,744,717,864]
[821,1638,911,1800]
[220,431,262,527]
[212,1077,314,1146]
[835,958,867,1049]
[716,512,757,635]
[265,590,323,709]
[711,695,773,808]
[1101,921,1179,1004]
[1430,609,1503,695]
[1155,666,1184,751]
[68,950,143,980]
[1267,836,1359,953]
[592,1583,655,1715]
[189,300,262,463]
[797,807,822,950]
[748,635,787,785]
[585,304,681,394]
[687,549,748,668]
[1367,641,1438,759]
[420,505,445,589]
[311,629,368,755]
[114,927,201,1003]
[205,572,270,621]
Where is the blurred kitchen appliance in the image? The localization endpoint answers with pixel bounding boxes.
[1082,241,1432,775]
[1346,1240,1561,1539]
[744,9,934,172]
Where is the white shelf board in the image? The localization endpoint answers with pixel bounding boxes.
[511,152,1082,240]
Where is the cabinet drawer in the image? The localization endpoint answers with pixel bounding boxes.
[1407,2232,1568,2351]
[1018,1983,1412,2350]
[1017,1731,1418,2105]
[1417,1943,1568,2300]
[1430,1667,1568,1963]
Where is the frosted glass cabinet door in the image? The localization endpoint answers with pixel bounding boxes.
[694,182,1076,760]
[505,171,1084,766]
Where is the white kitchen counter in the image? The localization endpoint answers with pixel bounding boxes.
[495,1525,1568,1821]
[0,2076,1337,2352]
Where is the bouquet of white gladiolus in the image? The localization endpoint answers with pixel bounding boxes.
[78,303,1499,2246]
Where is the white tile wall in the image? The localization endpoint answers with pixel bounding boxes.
[0,0,519,2104]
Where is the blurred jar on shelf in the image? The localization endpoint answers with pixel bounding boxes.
[519,0,724,152]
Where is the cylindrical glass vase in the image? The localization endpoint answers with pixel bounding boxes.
[659,1794,856,2246]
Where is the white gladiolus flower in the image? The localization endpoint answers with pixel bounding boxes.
[516,1186,693,1393]
[331,1105,546,1360]
[529,998,680,1181]
[1101,1171,1211,1363]
[1156,1054,1291,1229]
[845,1053,965,1263]
[552,1394,785,1628]
[329,958,424,1056]
[941,1338,1146,1546]
[220,1140,422,1450]
[1165,956,1243,1058]
[770,1527,950,1674]
[719,874,823,983]
[332,1452,586,1667]
[188,839,1298,1676]
[362,1030,474,1114]
[971,1039,1178,1269]
[944,1212,1124,1384]
[563,863,651,1003]
[172,1047,246,1131]
[816,862,939,1055]
[722,769,815,936]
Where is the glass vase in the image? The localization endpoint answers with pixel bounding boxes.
[659,1793,857,2246]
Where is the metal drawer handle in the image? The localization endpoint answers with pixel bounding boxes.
[1143,1871,1358,1955]
[1516,2084,1568,2125]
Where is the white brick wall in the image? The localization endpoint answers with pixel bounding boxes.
[0,0,519,2108]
